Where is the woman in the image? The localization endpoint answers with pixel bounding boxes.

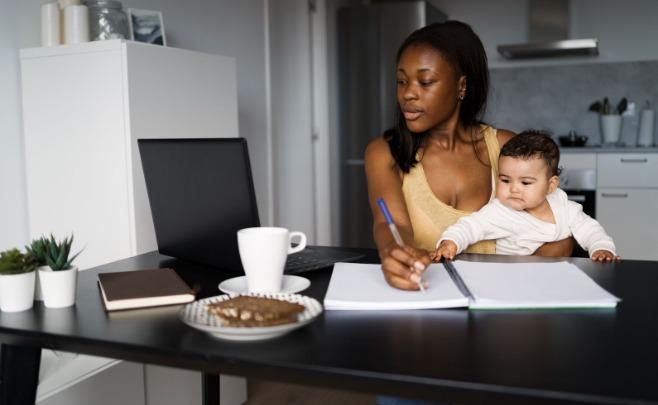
[365,21,572,291]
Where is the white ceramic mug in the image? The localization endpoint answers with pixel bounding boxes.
[237,227,306,293]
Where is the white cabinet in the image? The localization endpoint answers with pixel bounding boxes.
[559,153,596,190]
[597,188,658,260]
[21,39,238,269]
[596,153,658,260]
[597,154,658,188]
[560,153,597,172]
[20,40,244,405]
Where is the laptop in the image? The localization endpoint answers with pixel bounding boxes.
[138,138,363,274]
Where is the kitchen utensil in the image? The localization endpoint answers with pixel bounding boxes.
[558,131,588,147]
[617,98,628,115]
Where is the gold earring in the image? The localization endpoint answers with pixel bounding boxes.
[458,94,465,100]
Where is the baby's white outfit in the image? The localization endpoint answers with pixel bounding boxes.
[438,188,616,257]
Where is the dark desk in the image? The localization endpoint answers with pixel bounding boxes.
[1,251,657,405]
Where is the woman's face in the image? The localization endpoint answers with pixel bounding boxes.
[396,43,465,133]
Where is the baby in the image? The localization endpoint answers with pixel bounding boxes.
[435,131,617,262]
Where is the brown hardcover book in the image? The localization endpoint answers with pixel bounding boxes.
[98,268,195,311]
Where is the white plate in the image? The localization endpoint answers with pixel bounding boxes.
[218,275,310,295]
[179,293,323,341]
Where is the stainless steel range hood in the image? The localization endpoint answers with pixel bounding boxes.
[497,0,598,59]
[498,38,598,59]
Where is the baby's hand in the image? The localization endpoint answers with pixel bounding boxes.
[591,250,619,262]
[434,240,458,262]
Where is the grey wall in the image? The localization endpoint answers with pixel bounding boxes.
[0,0,271,251]
[486,60,658,146]
[380,0,658,146]
[429,0,658,68]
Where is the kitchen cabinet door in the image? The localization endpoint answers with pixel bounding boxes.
[597,154,658,188]
[597,188,658,260]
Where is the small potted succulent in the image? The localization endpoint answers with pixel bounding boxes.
[38,234,83,308]
[589,97,627,145]
[0,248,37,312]
[26,236,49,301]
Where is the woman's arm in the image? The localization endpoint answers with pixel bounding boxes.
[365,137,431,290]
[533,237,575,257]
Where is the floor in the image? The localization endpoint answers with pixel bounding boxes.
[246,379,375,405]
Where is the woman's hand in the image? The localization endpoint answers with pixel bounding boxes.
[380,243,431,291]
[366,137,431,290]
[533,237,575,257]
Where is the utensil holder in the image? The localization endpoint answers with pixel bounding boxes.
[600,115,622,145]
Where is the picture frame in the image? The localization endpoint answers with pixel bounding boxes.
[127,9,166,46]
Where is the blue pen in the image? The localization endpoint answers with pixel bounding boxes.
[376,198,426,292]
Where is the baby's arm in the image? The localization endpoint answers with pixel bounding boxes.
[566,201,617,260]
[435,240,458,260]
[435,202,513,260]
[591,249,617,262]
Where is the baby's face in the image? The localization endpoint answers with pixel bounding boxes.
[496,156,558,211]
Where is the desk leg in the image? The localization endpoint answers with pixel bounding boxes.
[0,344,41,405]
[202,373,219,405]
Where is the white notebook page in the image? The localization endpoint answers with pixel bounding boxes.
[453,260,620,309]
[324,263,468,310]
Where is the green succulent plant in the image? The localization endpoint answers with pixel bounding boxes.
[25,236,49,266]
[44,234,82,271]
[0,248,37,275]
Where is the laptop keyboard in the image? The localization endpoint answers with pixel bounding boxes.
[284,247,365,275]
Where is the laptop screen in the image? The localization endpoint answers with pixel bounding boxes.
[138,138,260,272]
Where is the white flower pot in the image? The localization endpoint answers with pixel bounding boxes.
[39,266,78,308]
[600,114,622,144]
[0,271,36,312]
[34,265,49,301]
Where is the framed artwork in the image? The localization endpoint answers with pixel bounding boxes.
[127,9,166,46]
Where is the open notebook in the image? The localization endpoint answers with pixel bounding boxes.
[324,261,621,310]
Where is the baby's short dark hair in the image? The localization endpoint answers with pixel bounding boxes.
[500,130,561,176]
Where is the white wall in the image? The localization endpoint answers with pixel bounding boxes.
[267,0,333,244]
[124,0,272,226]
[0,0,29,250]
[429,0,658,68]
[269,0,314,237]
[0,0,272,252]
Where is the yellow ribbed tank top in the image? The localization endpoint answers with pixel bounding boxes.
[402,125,500,254]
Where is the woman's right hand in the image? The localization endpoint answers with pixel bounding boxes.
[380,243,432,290]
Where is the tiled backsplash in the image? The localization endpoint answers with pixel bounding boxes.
[485,60,658,146]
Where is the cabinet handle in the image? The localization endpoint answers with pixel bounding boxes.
[601,193,629,198]
[620,158,648,163]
